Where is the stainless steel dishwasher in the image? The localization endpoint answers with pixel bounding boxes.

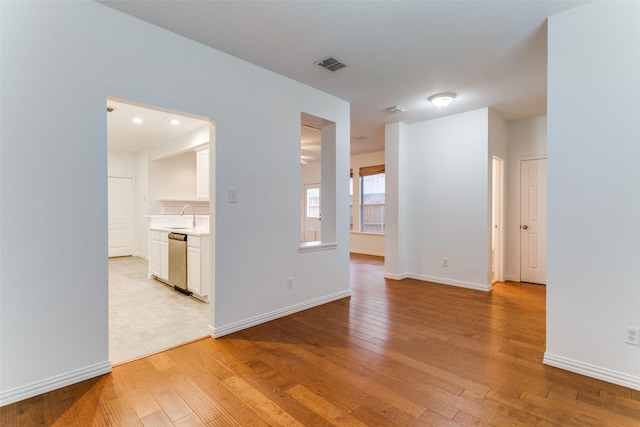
[168,233,190,295]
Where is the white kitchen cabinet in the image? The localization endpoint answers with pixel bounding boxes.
[187,235,210,300]
[149,230,169,282]
[195,146,209,201]
[160,233,169,281]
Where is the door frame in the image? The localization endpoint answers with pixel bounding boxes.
[491,156,505,284]
[516,155,547,282]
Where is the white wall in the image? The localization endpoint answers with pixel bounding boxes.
[350,151,385,256]
[0,0,350,405]
[148,151,197,206]
[504,116,547,281]
[386,109,491,291]
[546,1,640,390]
[107,149,138,178]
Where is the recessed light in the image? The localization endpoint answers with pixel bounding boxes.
[132,118,143,123]
[171,119,180,125]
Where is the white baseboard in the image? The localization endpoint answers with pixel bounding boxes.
[384,272,409,280]
[404,273,490,292]
[0,361,112,406]
[210,290,351,338]
[544,352,640,391]
[504,274,517,282]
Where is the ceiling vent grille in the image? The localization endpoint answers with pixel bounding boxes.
[388,105,408,113]
[315,57,347,72]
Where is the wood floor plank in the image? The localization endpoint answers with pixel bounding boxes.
[3,254,638,426]
[192,372,270,427]
[42,385,80,426]
[221,375,305,427]
[140,409,173,426]
[173,412,207,426]
[132,358,195,422]
[162,365,227,423]
[286,384,369,427]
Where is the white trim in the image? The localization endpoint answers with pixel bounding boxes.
[384,272,409,280]
[210,289,351,337]
[299,241,338,253]
[504,274,518,282]
[409,273,490,292]
[544,352,640,391]
[0,361,112,406]
[515,155,546,283]
[399,273,490,292]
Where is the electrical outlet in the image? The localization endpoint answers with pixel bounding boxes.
[443,258,448,267]
[287,277,293,289]
[624,326,640,345]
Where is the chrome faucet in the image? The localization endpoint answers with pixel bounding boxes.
[180,204,197,228]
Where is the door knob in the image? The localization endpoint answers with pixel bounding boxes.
[522,225,528,229]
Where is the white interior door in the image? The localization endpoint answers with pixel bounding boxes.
[303,183,321,242]
[520,159,547,284]
[108,176,134,257]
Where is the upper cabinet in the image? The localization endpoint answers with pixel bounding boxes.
[195,146,210,201]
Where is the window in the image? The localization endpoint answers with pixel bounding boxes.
[360,165,385,233]
[306,187,320,218]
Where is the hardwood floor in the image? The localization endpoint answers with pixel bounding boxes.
[2,254,639,426]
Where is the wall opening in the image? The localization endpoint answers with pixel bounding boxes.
[106,96,215,364]
[300,112,337,250]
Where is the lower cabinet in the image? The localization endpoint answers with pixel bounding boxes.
[149,229,209,301]
[149,230,169,282]
[187,235,209,300]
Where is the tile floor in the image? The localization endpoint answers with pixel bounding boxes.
[108,256,210,365]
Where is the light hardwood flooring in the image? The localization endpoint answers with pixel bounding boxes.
[2,254,639,425]
[109,256,209,364]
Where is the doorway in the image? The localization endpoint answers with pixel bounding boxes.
[106,97,213,364]
[519,157,547,284]
[491,156,504,283]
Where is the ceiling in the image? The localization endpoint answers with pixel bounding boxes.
[101,0,587,156]
[107,98,210,151]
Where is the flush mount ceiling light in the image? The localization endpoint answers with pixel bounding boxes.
[428,92,457,108]
[170,119,180,125]
[132,117,143,123]
[388,105,408,113]
[351,135,368,141]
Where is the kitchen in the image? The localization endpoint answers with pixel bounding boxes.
[107,98,214,364]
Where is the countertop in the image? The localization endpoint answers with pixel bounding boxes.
[150,227,210,236]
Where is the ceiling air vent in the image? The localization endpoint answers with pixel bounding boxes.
[315,57,347,72]
[388,105,408,113]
